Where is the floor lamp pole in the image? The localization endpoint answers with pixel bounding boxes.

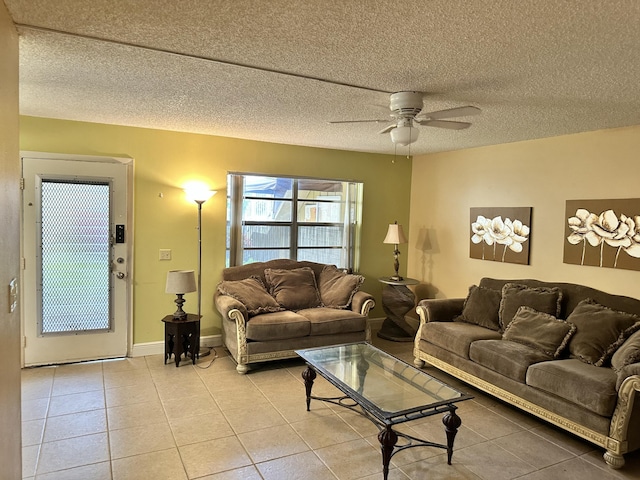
[196,200,209,358]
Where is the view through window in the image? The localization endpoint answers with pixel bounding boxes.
[226,174,363,271]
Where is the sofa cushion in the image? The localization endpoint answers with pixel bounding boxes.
[217,276,283,317]
[526,359,618,417]
[454,285,502,331]
[265,267,322,311]
[245,311,310,341]
[422,321,502,359]
[469,339,552,383]
[502,306,576,359]
[317,265,364,308]
[298,307,367,335]
[499,283,562,331]
[567,299,640,367]
[611,330,640,372]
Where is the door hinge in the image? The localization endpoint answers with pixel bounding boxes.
[21,257,26,270]
[20,178,25,190]
[23,336,27,348]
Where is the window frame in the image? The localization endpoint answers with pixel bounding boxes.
[226,173,362,271]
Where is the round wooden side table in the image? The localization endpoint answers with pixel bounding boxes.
[377,277,419,342]
[161,314,200,367]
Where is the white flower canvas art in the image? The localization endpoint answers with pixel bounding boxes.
[564,199,640,271]
[469,207,532,265]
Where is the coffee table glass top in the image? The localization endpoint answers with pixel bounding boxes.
[297,342,471,422]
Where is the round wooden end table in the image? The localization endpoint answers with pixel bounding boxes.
[376,277,419,342]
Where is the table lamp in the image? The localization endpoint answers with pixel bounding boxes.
[165,270,197,319]
[383,221,407,281]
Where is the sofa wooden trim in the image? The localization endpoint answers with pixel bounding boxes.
[414,302,640,469]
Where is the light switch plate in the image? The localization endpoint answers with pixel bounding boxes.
[159,249,172,261]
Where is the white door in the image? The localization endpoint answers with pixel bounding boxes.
[22,155,132,366]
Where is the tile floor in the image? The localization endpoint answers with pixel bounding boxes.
[21,333,640,479]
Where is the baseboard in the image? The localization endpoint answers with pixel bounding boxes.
[131,334,223,357]
[132,319,387,357]
[369,316,419,331]
[369,317,385,329]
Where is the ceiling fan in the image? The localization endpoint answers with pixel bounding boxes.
[329,91,481,146]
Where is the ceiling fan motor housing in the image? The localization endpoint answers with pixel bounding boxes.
[390,91,424,117]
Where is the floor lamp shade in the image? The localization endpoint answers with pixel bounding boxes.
[166,270,196,319]
[184,187,216,204]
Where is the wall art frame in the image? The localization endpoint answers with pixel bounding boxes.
[469,207,532,265]
[564,198,640,271]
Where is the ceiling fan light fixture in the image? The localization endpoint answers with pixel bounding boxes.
[390,125,419,146]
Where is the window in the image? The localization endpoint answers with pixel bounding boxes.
[226,173,363,271]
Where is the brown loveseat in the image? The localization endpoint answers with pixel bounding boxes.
[414,278,640,468]
[215,259,375,373]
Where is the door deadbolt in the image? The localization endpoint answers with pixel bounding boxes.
[115,272,126,279]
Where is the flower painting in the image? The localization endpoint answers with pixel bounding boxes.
[469,207,532,265]
[564,199,640,271]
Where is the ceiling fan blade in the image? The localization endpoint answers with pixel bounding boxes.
[416,119,472,130]
[378,124,396,134]
[417,105,481,120]
[328,119,388,124]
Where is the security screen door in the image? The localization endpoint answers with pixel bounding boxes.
[22,156,130,366]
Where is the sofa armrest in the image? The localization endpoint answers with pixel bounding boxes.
[608,363,640,464]
[616,363,640,392]
[416,298,465,324]
[214,292,248,322]
[351,290,375,316]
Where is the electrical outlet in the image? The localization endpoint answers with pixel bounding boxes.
[159,249,172,261]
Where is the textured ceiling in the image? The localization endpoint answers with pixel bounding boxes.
[5,0,640,155]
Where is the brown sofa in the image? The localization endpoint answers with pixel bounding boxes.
[214,259,375,373]
[414,278,640,468]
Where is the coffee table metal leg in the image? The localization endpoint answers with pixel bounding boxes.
[301,366,317,411]
[442,408,462,464]
[378,426,398,480]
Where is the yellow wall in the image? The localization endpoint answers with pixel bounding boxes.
[20,116,412,344]
[408,125,640,302]
[0,4,22,478]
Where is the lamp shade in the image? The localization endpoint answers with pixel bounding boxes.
[390,125,419,146]
[165,270,197,294]
[185,188,216,204]
[383,223,407,245]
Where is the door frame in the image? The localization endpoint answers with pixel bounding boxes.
[20,151,134,366]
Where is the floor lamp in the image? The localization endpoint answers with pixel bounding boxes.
[185,187,216,358]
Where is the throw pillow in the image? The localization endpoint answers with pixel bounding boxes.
[317,265,364,308]
[264,267,322,311]
[499,283,562,331]
[454,285,502,331]
[567,299,640,367]
[611,326,640,372]
[502,306,576,359]
[217,276,283,317]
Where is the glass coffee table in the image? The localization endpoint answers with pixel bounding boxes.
[296,342,472,479]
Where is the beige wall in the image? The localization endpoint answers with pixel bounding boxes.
[0,4,22,478]
[19,117,412,346]
[408,125,640,302]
